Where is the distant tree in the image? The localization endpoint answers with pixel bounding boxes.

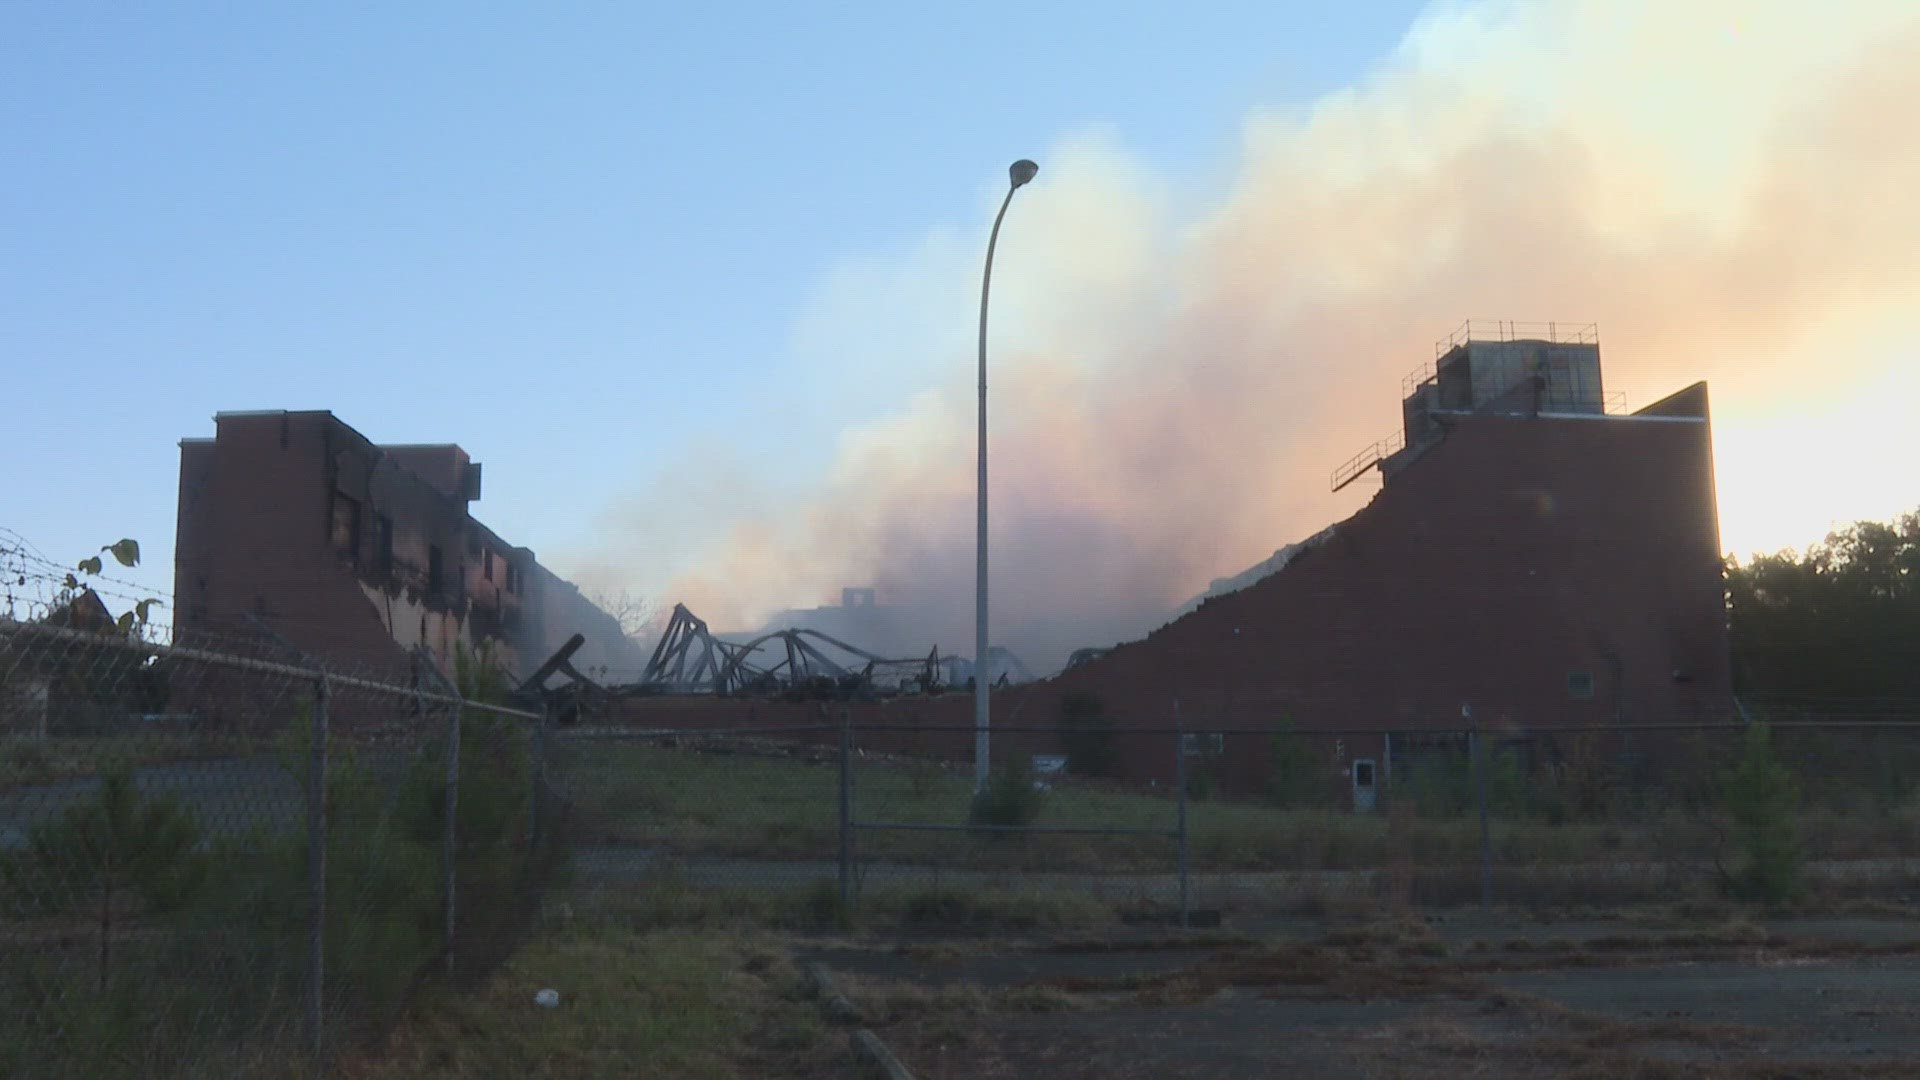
[1726,509,1920,693]
[584,587,657,644]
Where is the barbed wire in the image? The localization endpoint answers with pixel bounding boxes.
[0,528,160,597]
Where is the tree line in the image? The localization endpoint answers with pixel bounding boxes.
[1727,509,1920,693]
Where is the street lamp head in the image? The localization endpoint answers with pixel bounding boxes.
[1009,159,1039,189]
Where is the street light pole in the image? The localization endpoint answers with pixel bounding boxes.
[976,158,1038,793]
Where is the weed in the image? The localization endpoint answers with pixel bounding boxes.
[968,758,1045,833]
[1720,723,1805,902]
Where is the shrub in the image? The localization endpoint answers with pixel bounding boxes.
[214,690,551,1011]
[969,758,1045,834]
[1719,723,1803,901]
[395,710,535,938]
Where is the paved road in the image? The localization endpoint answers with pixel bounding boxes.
[0,754,413,850]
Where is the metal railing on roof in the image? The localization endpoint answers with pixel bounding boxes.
[1401,361,1437,396]
[1434,320,1599,358]
[1330,428,1406,493]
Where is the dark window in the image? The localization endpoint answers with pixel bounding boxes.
[484,549,494,582]
[329,494,361,565]
[427,545,444,597]
[505,560,519,595]
[1568,671,1596,700]
[376,516,394,571]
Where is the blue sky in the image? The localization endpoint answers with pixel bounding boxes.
[2,2,1425,603]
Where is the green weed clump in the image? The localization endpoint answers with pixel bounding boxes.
[969,758,1046,834]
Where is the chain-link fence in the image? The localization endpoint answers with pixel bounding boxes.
[1,550,561,1078]
[545,713,1920,934]
[11,530,1920,1071]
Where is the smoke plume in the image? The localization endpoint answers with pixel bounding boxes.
[579,0,1920,672]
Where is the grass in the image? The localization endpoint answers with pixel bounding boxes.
[335,928,841,1080]
[831,974,1082,1024]
[0,923,311,1080]
[556,741,1389,869]
[559,737,1920,920]
[548,875,1117,934]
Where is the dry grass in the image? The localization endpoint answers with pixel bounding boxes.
[832,973,1083,1024]
[1032,924,1477,1005]
[826,921,1920,1079]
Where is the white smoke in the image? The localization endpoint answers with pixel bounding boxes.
[575,0,1920,672]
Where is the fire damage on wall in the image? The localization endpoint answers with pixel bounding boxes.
[175,410,648,682]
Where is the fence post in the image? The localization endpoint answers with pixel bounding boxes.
[531,697,549,849]
[839,708,854,913]
[1471,718,1492,907]
[307,674,330,1077]
[442,696,462,974]
[1175,718,1190,930]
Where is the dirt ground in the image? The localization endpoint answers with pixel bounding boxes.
[801,916,1920,1078]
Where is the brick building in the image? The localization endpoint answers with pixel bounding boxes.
[614,327,1734,806]
[1015,328,1732,800]
[174,410,643,680]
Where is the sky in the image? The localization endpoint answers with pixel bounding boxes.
[6,1,1920,666]
[2,1,1421,596]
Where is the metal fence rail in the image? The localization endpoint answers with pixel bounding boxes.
[15,531,1917,1072]
[545,713,1920,933]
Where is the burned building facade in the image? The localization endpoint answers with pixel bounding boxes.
[174,410,643,679]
